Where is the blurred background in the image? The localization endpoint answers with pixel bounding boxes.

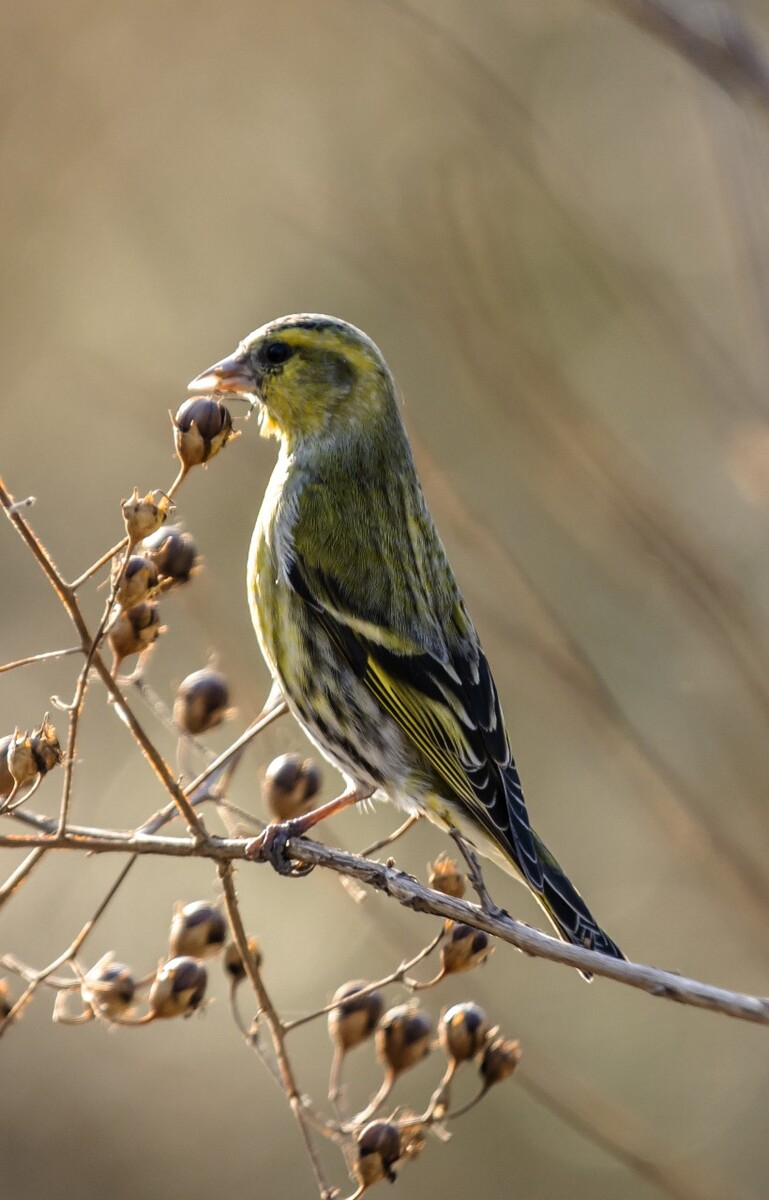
[3,1,769,1197]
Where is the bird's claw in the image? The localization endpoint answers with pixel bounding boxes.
[247,820,315,877]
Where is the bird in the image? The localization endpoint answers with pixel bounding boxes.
[188,314,624,968]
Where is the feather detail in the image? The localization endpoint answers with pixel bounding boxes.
[285,463,545,894]
[200,312,624,969]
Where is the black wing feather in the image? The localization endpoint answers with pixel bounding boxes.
[287,556,544,893]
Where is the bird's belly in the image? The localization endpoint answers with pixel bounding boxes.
[250,550,412,794]
[253,555,523,888]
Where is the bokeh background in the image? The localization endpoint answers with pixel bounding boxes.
[3,2,769,1198]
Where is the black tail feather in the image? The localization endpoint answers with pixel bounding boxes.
[534,835,624,981]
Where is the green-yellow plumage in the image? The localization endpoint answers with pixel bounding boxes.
[189,314,623,965]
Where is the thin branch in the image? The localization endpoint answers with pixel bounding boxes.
[1,953,86,991]
[604,0,769,112]
[357,814,421,858]
[136,699,287,836]
[450,829,501,915]
[0,847,48,909]
[66,468,186,591]
[0,856,136,1036]
[0,646,82,674]
[57,543,133,834]
[283,927,444,1035]
[217,862,336,1200]
[69,537,128,591]
[128,674,215,763]
[0,772,43,815]
[0,476,207,837]
[2,827,767,1026]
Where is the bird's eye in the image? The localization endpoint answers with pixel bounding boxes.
[263,340,294,367]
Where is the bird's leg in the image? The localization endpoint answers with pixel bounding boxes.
[246,786,372,877]
[449,830,508,920]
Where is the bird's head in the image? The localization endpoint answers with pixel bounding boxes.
[188,314,396,446]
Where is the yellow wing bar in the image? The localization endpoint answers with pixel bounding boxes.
[364,655,482,812]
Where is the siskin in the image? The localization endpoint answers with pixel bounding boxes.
[189,315,624,966]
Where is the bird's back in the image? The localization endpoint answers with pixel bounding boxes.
[249,429,546,892]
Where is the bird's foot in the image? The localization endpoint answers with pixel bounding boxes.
[449,829,507,919]
[246,821,314,877]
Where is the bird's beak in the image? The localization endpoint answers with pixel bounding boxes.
[187,353,256,396]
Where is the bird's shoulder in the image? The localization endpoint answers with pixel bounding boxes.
[282,443,467,661]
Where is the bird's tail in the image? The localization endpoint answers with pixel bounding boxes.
[533,835,625,981]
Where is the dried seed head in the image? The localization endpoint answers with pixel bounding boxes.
[0,979,12,1020]
[439,1002,490,1064]
[394,1111,426,1164]
[148,957,207,1019]
[7,732,38,788]
[173,669,231,736]
[83,956,136,1019]
[143,526,199,588]
[7,718,62,787]
[441,922,492,976]
[223,936,262,982]
[428,853,466,899]
[0,736,13,799]
[108,602,163,668]
[169,901,227,959]
[328,980,384,1051]
[355,1120,401,1188]
[173,397,236,469]
[480,1035,522,1088]
[376,1004,432,1075]
[262,753,321,821]
[115,555,159,609]
[122,488,171,545]
[30,717,62,775]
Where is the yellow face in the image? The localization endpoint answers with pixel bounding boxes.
[188,314,393,445]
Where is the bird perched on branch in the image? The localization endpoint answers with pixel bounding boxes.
[189,314,624,968]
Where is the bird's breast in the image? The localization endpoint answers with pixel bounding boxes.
[248,487,302,679]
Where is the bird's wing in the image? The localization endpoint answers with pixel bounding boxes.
[287,486,543,892]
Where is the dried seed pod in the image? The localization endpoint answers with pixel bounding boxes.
[82,956,136,1019]
[480,1035,522,1088]
[262,753,321,821]
[108,602,163,668]
[428,853,466,899]
[173,669,231,736]
[439,1002,490,1064]
[376,1004,431,1075]
[355,1120,401,1188]
[30,717,62,775]
[0,736,13,799]
[169,901,227,959]
[7,731,38,788]
[122,488,171,544]
[441,922,492,976]
[328,980,384,1052]
[394,1111,426,1164]
[148,957,207,1019]
[143,526,199,587]
[174,397,235,468]
[115,555,159,608]
[7,718,62,787]
[223,936,262,982]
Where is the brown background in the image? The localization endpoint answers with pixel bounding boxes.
[2,2,769,1198]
